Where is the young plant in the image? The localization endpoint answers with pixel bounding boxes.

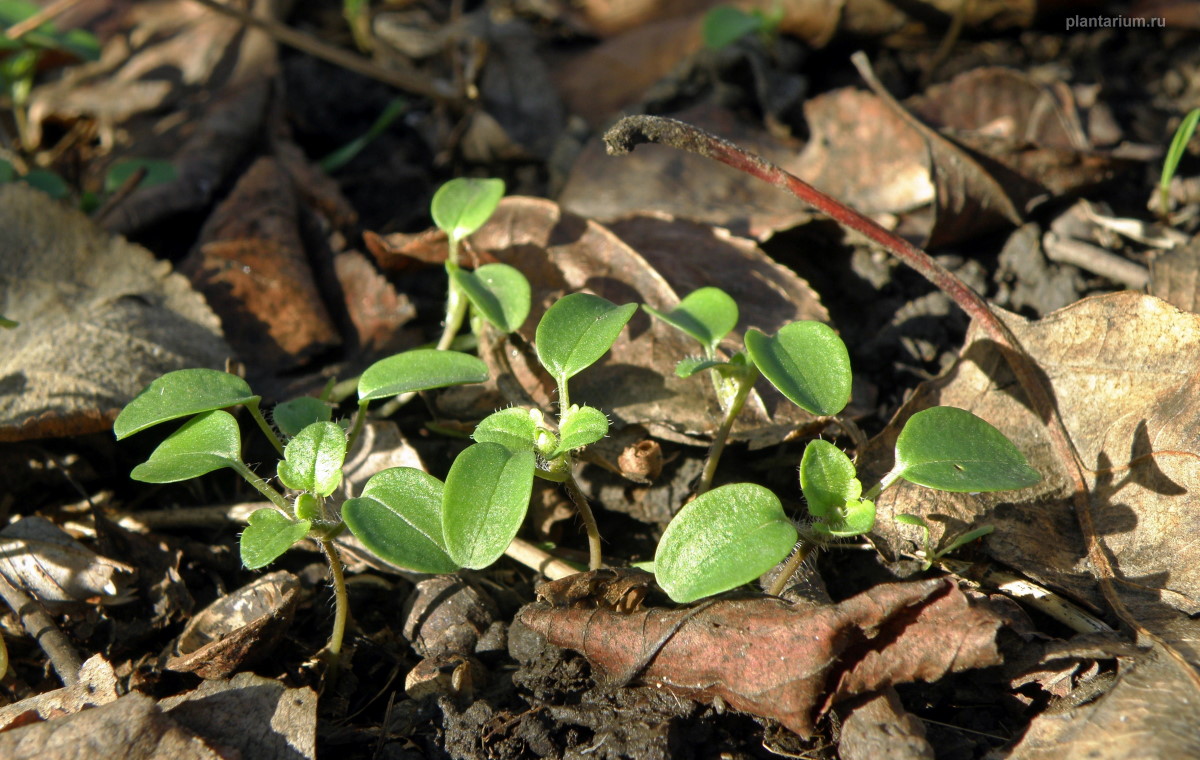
[646,287,852,493]
[1158,107,1200,219]
[652,383,1040,601]
[894,514,994,571]
[113,349,490,661]
[701,4,783,50]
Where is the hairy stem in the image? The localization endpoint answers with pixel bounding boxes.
[766,538,817,598]
[696,367,757,495]
[563,469,603,570]
[231,461,291,513]
[321,538,350,666]
[246,400,285,456]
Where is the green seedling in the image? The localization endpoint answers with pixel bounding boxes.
[1159,107,1200,218]
[114,349,490,661]
[895,514,994,571]
[0,315,17,328]
[319,97,406,173]
[701,4,783,50]
[651,315,1039,602]
[646,287,852,494]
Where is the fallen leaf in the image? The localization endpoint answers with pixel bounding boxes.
[334,251,416,355]
[0,517,135,609]
[181,156,342,373]
[837,688,933,760]
[519,577,1005,736]
[0,655,118,730]
[469,196,830,446]
[0,185,230,442]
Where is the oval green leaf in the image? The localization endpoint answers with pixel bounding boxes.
[702,5,763,49]
[798,439,861,520]
[130,410,242,483]
[451,263,531,333]
[644,287,738,354]
[654,483,797,603]
[442,442,536,569]
[240,508,311,570]
[114,369,258,439]
[894,407,1041,492]
[277,422,347,497]
[431,178,505,243]
[358,349,489,403]
[675,356,724,378]
[744,321,851,416]
[472,408,539,455]
[272,397,333,438]
[551,405,608,457]
[535,294,638,384]
[342,467,459,574]
[810,498,875,538]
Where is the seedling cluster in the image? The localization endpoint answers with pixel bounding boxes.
[116,176,1041,659]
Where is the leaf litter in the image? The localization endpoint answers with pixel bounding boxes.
[2,3,1199,759]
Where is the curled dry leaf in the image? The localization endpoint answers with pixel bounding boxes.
[0,655,119,730]
[181,157,341,373]
[165,571,300,680]
[469,196,830,446]
[0,517,135,609]
[0,185,230,441]
[519,577,1004,736]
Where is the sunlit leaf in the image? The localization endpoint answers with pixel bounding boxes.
[343,467,459,574]
[272,397,333,438]
[431,178,505,243]
[442,443,536,569]
[451,263,531,333]
[130,410,241,483]
[358,349,488,402]
[644,287,738,354]
[894,407,1041,492]
[240,508,311,570]
[276,422,347,497]
[114,369,257,439]
[472,407,540,455]
[654,483,797,603]
[744,321,851,416]
[551,405,608,457]
[536,294,637,384]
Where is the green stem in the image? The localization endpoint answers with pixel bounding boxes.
[556,377,571,419]
[563,468,603,570]
[245,400,285,456]
[320,538,349,667]
[767,537,817,597]
[696,366,757,495]
[861,468,902,503]
[345,400,369,457]
[231,460,290,513]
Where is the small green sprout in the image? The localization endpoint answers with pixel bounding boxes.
[1159,108,1200,219]
[0,315,17,328]
[895,514,995,571]
[701,4,783,50]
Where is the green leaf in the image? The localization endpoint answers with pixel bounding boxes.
[654,483,797,603]
[451,262,531,333]
[644,287,738,354]
[20,169,69,199]
[894,407,1041,492]
[0,315,17,328]
[675,356,725,378]
[103,159,176,194]
[294,493,321,521]
[550,405,608,457]
[938,524,994,556]
[276,422,347,497]
[442,443,536,569]
[535,294,638,384]
[358,349,489,402]
[431,178,505,243]
[272,397,333,438]
[1161,108,1200,199]
[319,97,407,173]
[472,408,540,455]
[114,369,258,439]
[342,467,459,574]
[130,411,241,483]
[810,498,875,538]
[744,321,851,416]
[701,5,763,49]
[798,439,860,519]
[240,508,311,570]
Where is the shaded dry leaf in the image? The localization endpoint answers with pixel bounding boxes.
[0,655,118,731]
[158,672,318,760]
[469,196,829,446]
[1005,643,1200,759]
[560,104,814,240]
[0,185,229,441]
[1149,233,1200,313]
[165,571,300,679]
[181,157,341,373]
[334,251,416,355]
[837,688,933,760]
[519,577,1004,736]
[0,692,222,760]
[0,517,135,609]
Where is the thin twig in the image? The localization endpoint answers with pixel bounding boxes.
[0,573,83,686]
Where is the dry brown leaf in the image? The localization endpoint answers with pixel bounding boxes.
[469,196,829,446]
[560,104,814,241]
[837,688,933,760]
[0,517,135,608]
[333,251,416,355]
[0,655,118,731]
[1149,233,1200,313]
[0,185,230,441]
[181,157,342,373]
[520,577,1004,736]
